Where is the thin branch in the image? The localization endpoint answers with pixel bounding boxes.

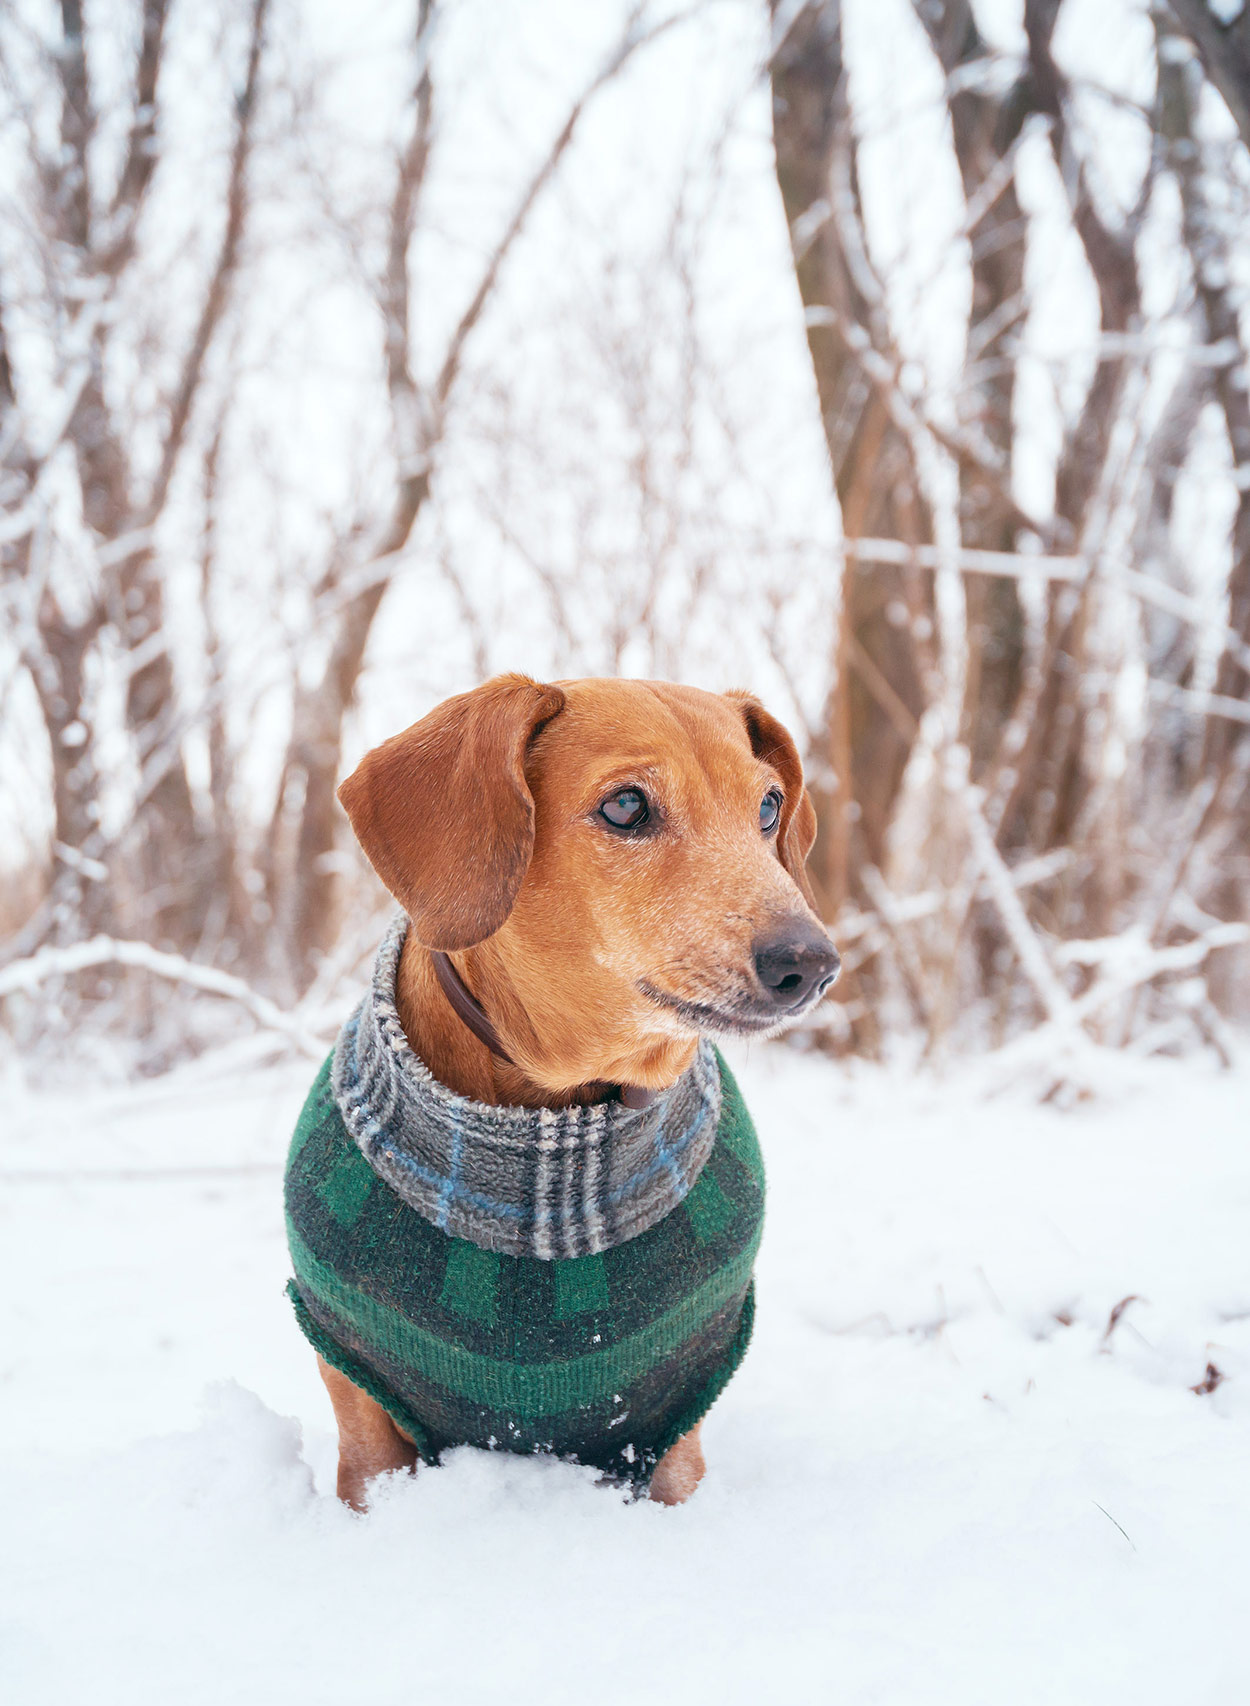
[1150,681,1250,728]
[99,0,171,273]
[145,0,269,523]
[847,630,921,743]
[832,849,1073,944]
[380,0,435,463]
[431,6,696,416]
[845,538,1250,674]
[957,762,1078,1025]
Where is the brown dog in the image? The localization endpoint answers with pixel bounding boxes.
[311,675,838,1508]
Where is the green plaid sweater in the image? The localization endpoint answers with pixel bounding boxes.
[285,1050,764,1487]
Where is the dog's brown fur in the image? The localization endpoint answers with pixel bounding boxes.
[321,675,831,1510]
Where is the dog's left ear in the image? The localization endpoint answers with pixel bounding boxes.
[725,692,819,911]
[337,674,567,950]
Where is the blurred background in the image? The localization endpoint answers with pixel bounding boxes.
[2,0,1248,1080]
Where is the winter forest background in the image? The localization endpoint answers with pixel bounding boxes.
[3,0,1249,1083]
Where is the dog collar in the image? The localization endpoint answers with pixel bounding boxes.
[332,915,723,1260]
[430,948,657,1111]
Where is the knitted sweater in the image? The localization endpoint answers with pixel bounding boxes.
[284,943,765,1487]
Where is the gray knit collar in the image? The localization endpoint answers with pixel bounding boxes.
[331,915,722,1261]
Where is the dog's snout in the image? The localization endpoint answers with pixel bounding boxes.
[753,925,841,1009]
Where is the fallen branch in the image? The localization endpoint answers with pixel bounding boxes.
[0,936,330,1058]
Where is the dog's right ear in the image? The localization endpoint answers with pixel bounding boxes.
[337,674,566,951]
[724,691,819,911]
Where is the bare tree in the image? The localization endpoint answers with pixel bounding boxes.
[2,0,269,962]
[3,0,1247,1074]
[1157,9,1250,1008]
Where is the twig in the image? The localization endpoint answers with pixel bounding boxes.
[1149,681,1250,728]
[1101,1294,1145,1345]
[846,538,1082,580]
[1092,1501,1137,1552]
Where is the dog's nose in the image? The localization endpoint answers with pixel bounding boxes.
[753,924,841,1009]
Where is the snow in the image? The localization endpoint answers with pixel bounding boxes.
[3,1044,1249,1704]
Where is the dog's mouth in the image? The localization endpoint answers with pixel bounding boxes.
[636,978,822,1038]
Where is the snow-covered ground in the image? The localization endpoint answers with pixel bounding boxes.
[2,1043,1248,1705]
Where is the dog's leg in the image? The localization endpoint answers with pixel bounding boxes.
[316,1355,418,1510]
[648,1422,706,1506]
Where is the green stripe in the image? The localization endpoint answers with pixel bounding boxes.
[287,1213,760,1421]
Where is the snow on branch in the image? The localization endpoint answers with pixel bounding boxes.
[845,538,1084,581]
[846,540,1250,675]
[833,850,1074,946]
[0,937,330,1059]
[957,769,1079,1028]
[1060,923,1250,1024]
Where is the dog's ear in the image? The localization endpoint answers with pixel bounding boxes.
[725,692,819,911]
[338,674,567,950]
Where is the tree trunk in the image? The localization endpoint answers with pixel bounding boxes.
[996,0,1143,909]
[769,0,930,923]
[1160,23,1250,1010]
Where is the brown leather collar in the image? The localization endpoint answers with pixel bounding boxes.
[429,949,656,1110]
[431,949,513,1062]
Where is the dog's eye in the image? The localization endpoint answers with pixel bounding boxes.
[600,788,649,830]
[760,788,782,834]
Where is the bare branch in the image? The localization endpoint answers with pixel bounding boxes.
[145,0,269,523]
[54,0,94,250]
[98,0,171,273]
[0,935,329,1058]
[958,762,1078,1026]
[380,0,435,457]
[431,6,694,417]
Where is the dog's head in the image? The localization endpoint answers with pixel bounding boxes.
[338,674,839,1086]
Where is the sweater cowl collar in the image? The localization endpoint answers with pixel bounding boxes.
[331,916,722,1260]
